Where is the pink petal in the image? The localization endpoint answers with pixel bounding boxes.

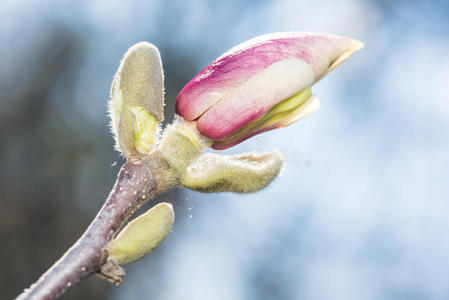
[211,94,321,150]
[176,32,363,122]
[197,58,314,139]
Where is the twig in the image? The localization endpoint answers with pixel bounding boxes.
[16,152,177,300]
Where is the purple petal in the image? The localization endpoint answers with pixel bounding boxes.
[176,32,363,124]
[197,58,314,139]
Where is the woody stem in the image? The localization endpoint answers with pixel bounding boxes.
[16,152,177,300]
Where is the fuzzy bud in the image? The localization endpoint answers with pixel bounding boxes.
[181,151,284,193]
[109,42,165,157]
[107,203,174,265]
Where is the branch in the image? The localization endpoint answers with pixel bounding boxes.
[16,152,177,300]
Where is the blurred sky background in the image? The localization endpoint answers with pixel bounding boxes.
[1,0,449,299]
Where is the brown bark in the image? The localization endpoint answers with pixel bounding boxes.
[16,152,178,300]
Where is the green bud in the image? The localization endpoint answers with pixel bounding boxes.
[107,203,174,265]
[158,122,207,172]
[132,107,158,155]
[181,151,284,193]
[109,42,165,157]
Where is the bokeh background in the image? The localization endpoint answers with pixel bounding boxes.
[1,0,449,299]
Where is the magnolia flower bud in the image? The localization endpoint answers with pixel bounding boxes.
[176,32,363,149]
[109,42,165,157]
